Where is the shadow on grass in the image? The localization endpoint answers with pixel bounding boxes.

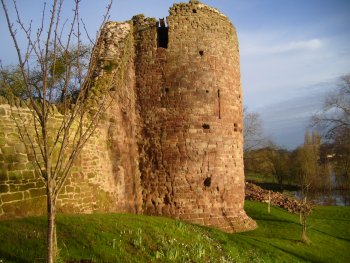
[311,228,350,242]
[269,242,316,263]
[253,217,299,225]
[0,251,36,263]
[231,235,304,262]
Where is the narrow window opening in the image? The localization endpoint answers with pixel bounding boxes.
[157,18,168,49]
[204,177,211,187]
[202,123,210,129]
[192,9,197,13]
[205,90,209,93]
[217,89,221,119]
[199,50,204,56]
[164,195,170,205]
[164,87,169,93]
[234,123,238,127]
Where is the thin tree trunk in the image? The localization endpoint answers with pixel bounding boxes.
[300,196,310,244]
[301,211,308,243]
[47,191,57,263]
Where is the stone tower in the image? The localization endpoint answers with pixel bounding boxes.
[0,1,256,232]
[127,1,256,232]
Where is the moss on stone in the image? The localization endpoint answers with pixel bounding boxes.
[14,143,26,154]
[95,190,114,212]
[29,188,46,198]
[0,108,6,116]
[2,196,46,217]
[1,146,15,155]
[22,170,35,179]
[19,183,36,191]
[25,163,35,170]
[0,164,8,180]
[1,192,23,202]
[12,154,27,163]
[0,137,6,146]
[65,186,75,193]
[9,184,19,192]
[0,184,9,193]
[8,171,22,181]
[9,163,27,171]
[35,181,45,188]
[7,133,19,141]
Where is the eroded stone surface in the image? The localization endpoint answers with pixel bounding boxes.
[132,1,256,232]
[0,1,256,232]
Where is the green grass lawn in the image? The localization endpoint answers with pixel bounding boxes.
[245,172,276,183]
[0,201,349,262]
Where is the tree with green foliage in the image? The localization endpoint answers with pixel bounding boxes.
[0,0,113,262]
[265,144,291,188]
[0,66,27,98]
[292,131,321,243]
[244,144,291,188]
[1,45,90,103]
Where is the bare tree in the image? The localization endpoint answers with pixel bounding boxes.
[243,107,267,152]
[0,0,115,262]
[312,74,350,138]
[312,74,350,188]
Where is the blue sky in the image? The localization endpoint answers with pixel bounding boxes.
[1,0,350,149]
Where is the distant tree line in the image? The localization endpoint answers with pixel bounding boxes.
[243,74,350,192]
[244,74,349,244]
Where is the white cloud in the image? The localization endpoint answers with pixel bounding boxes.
[242,38,322,56]
[281,39,322,52]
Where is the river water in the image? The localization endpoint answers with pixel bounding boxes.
[294,190,350,206]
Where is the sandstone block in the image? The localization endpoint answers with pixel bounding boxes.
[29,188,46,198]
[0,184,9,193]
[8,171,22,181]
[1,192,23,203]
[1,146,15,155]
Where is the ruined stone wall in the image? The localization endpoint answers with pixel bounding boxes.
[0,1,256,233]
[135,1,255,232]
[0,103,115,218]
[94,21,143,214]
[0,21,142,219]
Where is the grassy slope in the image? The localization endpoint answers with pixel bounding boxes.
[0,201,349,263]
[221,202,350,263]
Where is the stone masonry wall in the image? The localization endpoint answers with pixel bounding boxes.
[0,1,256,233]
[0,21,142,219]
[135,1,255,232]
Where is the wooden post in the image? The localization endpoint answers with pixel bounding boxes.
[268,190,271,213]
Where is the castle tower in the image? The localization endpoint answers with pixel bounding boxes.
[134,1,256,232]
